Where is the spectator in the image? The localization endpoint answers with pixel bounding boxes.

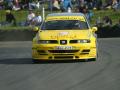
[47,0,54,12]
[5,10,16,26]
[31,11,42,26]
[61,0,72,12]
[67,7,72,12]
[104,0,113,9]
[28,0,41,10]
[96,0,103,10]
[82,7,93,22]
[78,4,86,13]
[86,0,94,9]
[19,0,29,9]
[95,16,103,27]
[102,16,112,26]
[77,0,85,6]
[26,10,35,26]
[87,9,94,21]
[53,0,60,10]
[0,0,3,3]
[12,0,21,11]
[0,0,4,9]
[112,0,119,11]
[4,0,14,10]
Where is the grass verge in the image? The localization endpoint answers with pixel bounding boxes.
[0,9,120,30]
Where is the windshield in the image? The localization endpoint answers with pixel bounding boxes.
[41,20,89,30]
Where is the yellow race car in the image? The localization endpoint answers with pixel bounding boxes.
[32,13,98,62]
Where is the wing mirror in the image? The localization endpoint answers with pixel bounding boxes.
[92,27,98,32]
[33,27,39,32]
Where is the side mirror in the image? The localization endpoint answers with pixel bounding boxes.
[92,27,98,32]
[33,27,39,32]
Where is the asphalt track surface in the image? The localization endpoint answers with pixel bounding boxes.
[0,38,120,90]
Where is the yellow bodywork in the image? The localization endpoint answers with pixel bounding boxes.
[32,13,97,61]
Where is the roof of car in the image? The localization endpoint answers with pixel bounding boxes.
[47,13,84,17]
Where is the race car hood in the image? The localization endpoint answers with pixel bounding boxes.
[38,30,91,40]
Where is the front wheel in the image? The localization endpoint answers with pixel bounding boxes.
[90,58,97,61]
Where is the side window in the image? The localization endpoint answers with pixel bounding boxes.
[79,21,89,29]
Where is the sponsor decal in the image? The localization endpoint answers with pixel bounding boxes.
[58,32,69,36]
[46,16,85,21]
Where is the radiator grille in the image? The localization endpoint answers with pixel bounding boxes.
[54,56,73,59]
[48,50,79,53]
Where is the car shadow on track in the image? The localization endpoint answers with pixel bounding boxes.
[0,58,89,64]
[0,58,33,64]
[33,59,90,64]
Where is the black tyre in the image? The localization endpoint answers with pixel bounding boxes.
[90,58,96,61]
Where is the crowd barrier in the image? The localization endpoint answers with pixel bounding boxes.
[97,25,120,38]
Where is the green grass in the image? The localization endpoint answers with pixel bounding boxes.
[91,9,120,25]
[0,10,28,22]
[0,9,120,30]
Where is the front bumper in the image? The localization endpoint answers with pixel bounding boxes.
[32,44,97,60]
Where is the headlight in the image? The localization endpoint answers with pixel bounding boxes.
[37,40,49,44]
[77,40,90,43]
[37,40,58,44]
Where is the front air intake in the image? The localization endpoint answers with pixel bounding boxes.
[48,50,79,53]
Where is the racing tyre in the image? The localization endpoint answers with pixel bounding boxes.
[90,58,96,61]
[90,39,99,61]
